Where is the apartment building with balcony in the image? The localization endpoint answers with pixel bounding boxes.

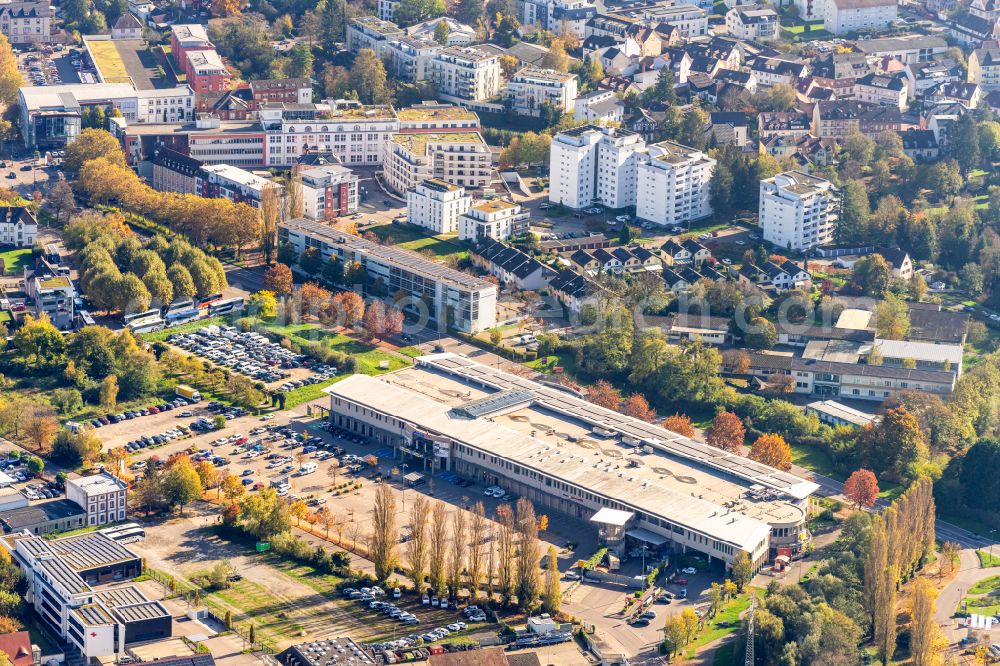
[457,199,530,242]
[548,124,647,209]
[300,164,360,219]
[853,72,908,109]
[431,46,502,103]
[0,0,51,45]
[726,6,778,41]
[385,36,442,83]
[635,141,715,227]
[506,67,579,115]
[396,103,480,133]
[970,43,1000,89]
[407,179,472,234]
[197,164,275,208]
[346,16,403,58]
[384,132,492,194]
[759,171,838,251]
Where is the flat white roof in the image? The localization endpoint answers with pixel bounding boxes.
[20,83,138,112]
[805,400,878,426]
[0,471,14,487]
[873,338,963,365]
[590,507,634,526]
[67,472,127,496]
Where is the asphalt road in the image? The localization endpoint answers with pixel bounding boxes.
[791,463,994,550]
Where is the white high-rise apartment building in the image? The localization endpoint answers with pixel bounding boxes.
[431,46,502,102]
[759,171,838,251]
[548,125,646,210]
[407,179,473,234]
[635,141,715,227]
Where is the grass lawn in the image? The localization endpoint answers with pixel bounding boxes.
[978,549,1000,567]
[524,351,578,377]
[140,316,228,342]
[712,640,737,665]
[202,577,306,649]
[970,574,1000,594]
[262,323,412,376]
[22,614,61,655]
[397,346,423,358]
[0,247,33,275]
[367,223,469,261]
[47,518,130,539]
[789,441,843,482]
[262,553,346,595]
[283,376,347,409]
[682,592,754,659]
[960,597,1000,616]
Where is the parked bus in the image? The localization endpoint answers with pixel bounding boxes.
[123,308,160,324]
[99,522,145,541]
[77,310,95,327]
[108,528,145,544]
[164,308,200,325]
[208,297,244,316]
[195,293,224,309]
[164,299,194,314]
[126,316,164,335]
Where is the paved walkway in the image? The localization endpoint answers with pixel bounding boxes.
[936,549,1000,644]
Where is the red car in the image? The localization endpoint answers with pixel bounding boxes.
[147,406,159,414]
[252,483,264,491]
[673,577,688,585]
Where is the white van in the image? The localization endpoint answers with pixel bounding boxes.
[299,462,318,475]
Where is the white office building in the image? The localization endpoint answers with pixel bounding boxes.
[759,171,838,251]
[506,67,579,115]
[458,199,530,242]
[407,179,473,234]
[635,141,715,227]
[278,219,497,332]
[385,36,442,83]
[548,124,647,210]
[431,46,503,103]
[65,473,128,527]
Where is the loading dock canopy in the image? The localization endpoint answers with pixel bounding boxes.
[590,507,634,527]
[625,528,669,546]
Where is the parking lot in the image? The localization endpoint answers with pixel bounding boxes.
[165,323,336,390]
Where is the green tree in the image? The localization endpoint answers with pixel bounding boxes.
[874,292,910,340]
[433,19,450,45]
[744,316,777,350]
[947,112,981,174]
[299,247,323,275]
[12,315,66,366]
[114,273,152,314]
[853,253,891,298]
[287,43,314,78]
[64,129,125,172]
[836,179,870,245]
[392,0,446,25]
[858,406,928,480]
[167,264,197,301]
[317,0,346,53]
[541,546,561,613]
[162,458,204,514]
[348,49,391,105]
[731,552,752,592]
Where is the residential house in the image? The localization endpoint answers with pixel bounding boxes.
[0,206,37,248]
[726,6,778,42]
[750,57,809,87]
[758,111,811,140]
[812,100,902,138]
[898,128,939,160]
[969,43,1000,89]
[706,111,749,147]
[660,238,711,265]
[926,81,983,108]
[471,238,555,291]
[458,200,530,242]
[549,268,601,311]
[406,179,472,234]
[853,72,908,109]
[823,0,897,35]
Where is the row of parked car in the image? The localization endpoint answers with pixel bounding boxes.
[23,482,61,501]
[168,328,307,383]
[276,363,338,393]
[84,396,199,430]
[124,423,194,453]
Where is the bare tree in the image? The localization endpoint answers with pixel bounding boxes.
[327,460,341,486]
[496,503,516,605]
[406,495,430,593]
[515,497,541,610]
[369,482,397,582]
[467,502,487,599]
[447,507,467,598]
[428,501,449,596]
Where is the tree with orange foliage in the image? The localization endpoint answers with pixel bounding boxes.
[383,304,404,338]
[843,468,879,509]
[587,380,622,411]
[621,394,656,422]
[263,263,293,296]
[362,300,387,340]
[299,282,332,317]
[706,411,746,453]
[748,433,791,470]
[210,0,246,17]
[330,291,365,326]
[663,413,695,437]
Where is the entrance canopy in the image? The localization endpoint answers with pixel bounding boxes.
[590,507,634,527]
[403,472,425,486]
[625,527,669,546]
